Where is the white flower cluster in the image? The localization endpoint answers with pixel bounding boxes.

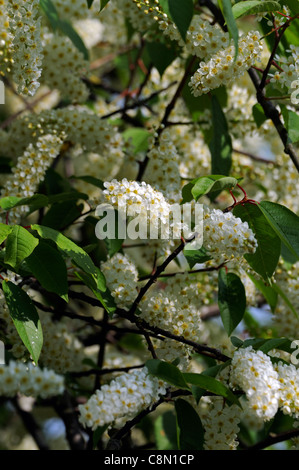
[118,0,157,33]
[78,367,167,430]
[7,0,43,96]
[225,85,257,138]
[101,178,177,239]
[230,347,280,421]
[144,129,181,204]
[189,31,263,96]
[0,0,12,77]
[101,253,138,309]
[201,397,240,450]
[0,108,124,165]
[55,108,124,161]
[0,133,64,224]
[140,286,204,343]
[0,360,64,399]
[274,362,299,419]
[201,207,257,265]
[160,15,230,60]
[53,0,94,20]
[41,35,89,103]
[270,45,299,105]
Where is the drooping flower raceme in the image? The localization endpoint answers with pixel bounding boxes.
[200,207,257,266]
[201,397,241,450]
[274,362,299,419]
[230,347,280,421]
[101,253,138,310]
[100,178,181,240]
[7,0,44,95]
[0,360,64,399]
[78,367,167,430]
[189,31,263,96]
[0,133,64,224]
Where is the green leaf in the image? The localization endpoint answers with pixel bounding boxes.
[58,20,89,60]
[146,40,178,77]
[31,224,98,280]
[154,411,178,450]
[0,224,13,245]
[272,283,299,319]
[74,269,117,316]
[40,0,60,30]
[72,176,104,190]
[122,128,151,154]
[25,241,69,302]
[281,107,299,144]
[281,0,299,15]
[145,359,190,390]
[183,246,211,268]
[48,192,88,204]
[5,226,39,269]
[247,272,278,313]
[233,203,281,282]
[259,201,299,261]
[252,103,268,128]
[99,0,110,11]
[2,281,43,364]
[175,399,204,450]
[40,0,89,59]
[92,425,109,449]
[0,194,49,211]
[183,372,241,407]
[219,0,239,59]
[209,95,232,176]
[41,201,83,230]
[168,0,194,41]
[218,269,246,336]
[232,1,281,19]
[190,175,238,201]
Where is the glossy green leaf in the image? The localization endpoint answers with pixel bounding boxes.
[209,95,232,176]
[191,175,238,201]
[146,359,190,390]
[2,281,43,364]
[232,0,281,19]
[259,201,299,261]
[123,128,151,154]
[146,41,178,77]
[0,194,49,211]
[74,269,116,315]
[281,107,299,143]
[154,411,177,450]
[233,203,281,282]
[40,0,60,30]
[25,241,69,302]
[219,0,239,58]
[5,226,39,269]
[218,269,246,336]
[183,371,240,407]
[183,246,211,268]
[31,224,98,280]
[0,224,12,245]
[168,0,194,41]
[175,399,204,450]
[247,272,278,313]
[58,20,89,60]
[72,176,104,190]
